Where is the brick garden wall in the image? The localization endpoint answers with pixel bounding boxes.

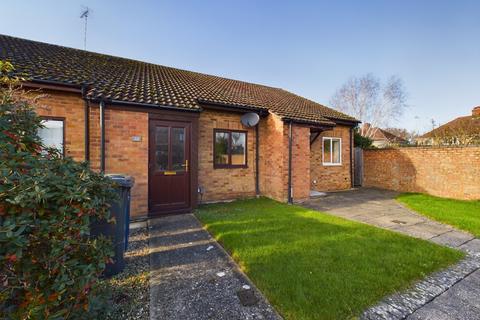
[363,147,480,200]
[310,125,352,191]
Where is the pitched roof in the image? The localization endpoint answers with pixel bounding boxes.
[361,124,408,143]
[372,128,408,143]
[0,34,358,126]
[422,113,480,138]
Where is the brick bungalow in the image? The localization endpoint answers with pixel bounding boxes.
[1,34,359,219]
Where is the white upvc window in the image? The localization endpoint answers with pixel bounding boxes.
[322,137,342,166]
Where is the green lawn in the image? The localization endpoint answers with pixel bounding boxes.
[196,198,463,320]
[397,193,480,237]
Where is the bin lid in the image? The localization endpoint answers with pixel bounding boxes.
[106,174,135,188]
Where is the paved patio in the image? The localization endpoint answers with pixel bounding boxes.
[303,188,479,250]
[303,187,480,320]
[148,214,280,320]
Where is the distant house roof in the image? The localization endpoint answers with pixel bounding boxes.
[373,128,408,143]
[422,107,480,138]
[362,124,408,144]
[0,34,358,126]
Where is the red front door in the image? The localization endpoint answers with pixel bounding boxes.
[149,120,191,215]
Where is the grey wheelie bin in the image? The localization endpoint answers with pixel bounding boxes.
[90,174,135,277]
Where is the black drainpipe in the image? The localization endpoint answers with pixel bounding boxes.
[287,121,293,204]
[350,127,354,188]
[255,124,260,197]
[81,85,90,162]
[100,100,106,173]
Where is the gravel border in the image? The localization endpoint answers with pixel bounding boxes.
[101,225,150,320]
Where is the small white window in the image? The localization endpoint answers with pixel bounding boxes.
[38,119,64,154]
[322,137,341,166]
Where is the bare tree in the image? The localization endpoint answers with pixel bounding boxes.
[330,74,408,138]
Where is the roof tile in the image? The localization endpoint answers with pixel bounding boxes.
[0,34,357,125]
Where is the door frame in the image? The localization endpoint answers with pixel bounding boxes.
[148,110,199,217]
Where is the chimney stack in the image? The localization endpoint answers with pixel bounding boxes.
[473,106,480,117]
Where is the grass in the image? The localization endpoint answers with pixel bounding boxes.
[397,193,480,237]
[196,197,463,320]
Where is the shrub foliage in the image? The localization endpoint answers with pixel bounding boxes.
[0,61,116,319]
[353,127,374,149]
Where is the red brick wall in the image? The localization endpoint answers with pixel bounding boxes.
[364,147,480,200]
[310,125,352,191]
[37,91,86,161]
[259,114,287,201]
[104,108,149,217]
[33,89,351,216]
[86,105,149,217]
[90,106,149,216]
[291,125,311,201]
[198,109,257,202]
[258,114,311,202]
[35,92,149,218]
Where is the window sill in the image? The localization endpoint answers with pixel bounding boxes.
[322,163,342,167]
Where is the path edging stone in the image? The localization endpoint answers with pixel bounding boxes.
[361,251,480,320]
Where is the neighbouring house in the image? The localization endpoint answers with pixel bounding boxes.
[361,123,408,148]
[418,106,480,145]
[1,34,359,219]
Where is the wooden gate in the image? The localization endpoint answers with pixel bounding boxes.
[354,147,363,187]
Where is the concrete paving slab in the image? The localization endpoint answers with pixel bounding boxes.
[377,213,426,228]
[446,274,480,309]
[459,238,480,255]
[148,214,280,320]
[394,223,442,240]
[426,289,480,320]
[325,208,363,219]
[407,305,453,320]
[430,231,474,248]
[467,268,480,282]
[366,214,415,229]
[395,221,453,240]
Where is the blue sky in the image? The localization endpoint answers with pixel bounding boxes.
[2,0,479,133]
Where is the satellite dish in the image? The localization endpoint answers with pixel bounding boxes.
[240,112,260,127]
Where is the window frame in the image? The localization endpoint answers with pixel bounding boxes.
[322,137,342,166]
[39,116,66,157]
[213,129,248,169]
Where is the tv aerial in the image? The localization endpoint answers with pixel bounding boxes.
[80,6,91,50]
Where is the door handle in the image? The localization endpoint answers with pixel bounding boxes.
[182,160,189,172]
